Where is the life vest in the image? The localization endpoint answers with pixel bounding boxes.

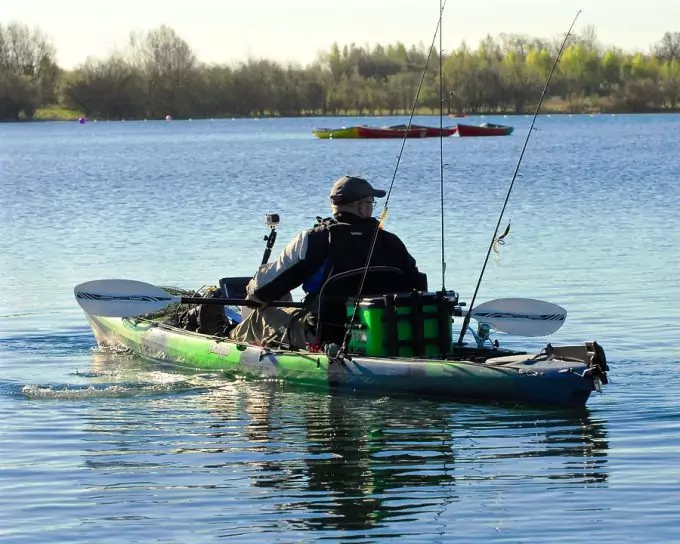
[302,215,386,295]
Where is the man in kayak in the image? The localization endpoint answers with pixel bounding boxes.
[228,175,428,349]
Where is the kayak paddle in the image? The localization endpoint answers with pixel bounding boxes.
[469,298,567,337]
[75,279,567,337]
[74,279,305,317]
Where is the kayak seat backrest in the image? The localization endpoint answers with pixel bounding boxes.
[219,276,251,299]
[314,266,412,345]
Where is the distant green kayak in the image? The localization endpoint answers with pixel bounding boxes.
[312,126,361,139]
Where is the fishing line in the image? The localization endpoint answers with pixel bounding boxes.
[338,0,448,356]
[455,9,582,346]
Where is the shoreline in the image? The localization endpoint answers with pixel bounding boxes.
[11,98,679,123]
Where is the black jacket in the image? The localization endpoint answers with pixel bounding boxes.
[247,212,427,302]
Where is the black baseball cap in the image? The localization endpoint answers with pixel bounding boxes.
[329,176,386,204]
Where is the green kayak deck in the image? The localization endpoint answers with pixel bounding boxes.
[85,314,608,408]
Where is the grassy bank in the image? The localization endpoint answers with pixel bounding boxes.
[32,106,84,121]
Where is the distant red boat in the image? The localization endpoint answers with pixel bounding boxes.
[393,124,458,137]
[456,123,514,137]
[357,124,457,139]
[313,124,458,139]
[356,125,423,138]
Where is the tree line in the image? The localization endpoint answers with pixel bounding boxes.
[1,21,679,121]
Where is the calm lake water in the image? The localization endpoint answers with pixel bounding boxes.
[1,114,679,542]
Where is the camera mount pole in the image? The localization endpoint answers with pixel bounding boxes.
[261,214,280,265]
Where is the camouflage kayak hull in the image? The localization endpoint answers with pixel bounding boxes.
[85,314,607,409]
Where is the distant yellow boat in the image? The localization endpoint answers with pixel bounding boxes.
[312,126,361,139]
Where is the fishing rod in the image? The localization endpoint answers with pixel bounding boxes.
[380,0,447,209]
[438,0,446,292]
[455,9,582,346]
[338,0,448,356]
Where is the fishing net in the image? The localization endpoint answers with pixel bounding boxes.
[141,285,210,322]
[141,285,234,336]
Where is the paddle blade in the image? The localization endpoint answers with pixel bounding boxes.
[74,279,177,317]
[470,298,567,337]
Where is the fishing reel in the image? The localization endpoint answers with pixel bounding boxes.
[445,290,464,317]
[469,322,500,349]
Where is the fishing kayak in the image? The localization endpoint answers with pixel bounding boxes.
[83,311,608,409]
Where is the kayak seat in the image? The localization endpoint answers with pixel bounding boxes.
[314,266,413,345]
[219,276,252,325]
[219,276,251,299]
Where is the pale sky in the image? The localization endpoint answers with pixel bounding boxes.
[2,0,679,68]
